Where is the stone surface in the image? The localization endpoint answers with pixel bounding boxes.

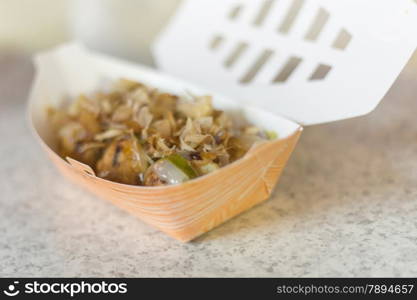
[1,51,417,277]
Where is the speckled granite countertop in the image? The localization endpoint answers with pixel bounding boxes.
[1,51,417,277]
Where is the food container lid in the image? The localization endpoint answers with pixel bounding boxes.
[153,0,417,125]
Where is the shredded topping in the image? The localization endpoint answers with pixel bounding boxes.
[48,79,275,186]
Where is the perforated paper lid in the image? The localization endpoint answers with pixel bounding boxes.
[153,0,417,125]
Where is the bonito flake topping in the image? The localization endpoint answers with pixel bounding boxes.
[48,79,275,186]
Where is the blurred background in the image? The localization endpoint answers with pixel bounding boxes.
[0,0,181,65]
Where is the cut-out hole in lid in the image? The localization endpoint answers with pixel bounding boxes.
[332,29,352,50]
[278,0,305,34]
[304,7,329,41]
[240,49,274,84]
[309,63,332,80]
[224,41,249,68]
[253,0,275,26]
[273,56,302,83]
[229,4,243,20]
[209,35,224,50]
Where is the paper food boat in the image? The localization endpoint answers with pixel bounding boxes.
[28,0,417,242]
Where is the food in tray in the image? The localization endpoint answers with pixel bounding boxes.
[48,79,276,186]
